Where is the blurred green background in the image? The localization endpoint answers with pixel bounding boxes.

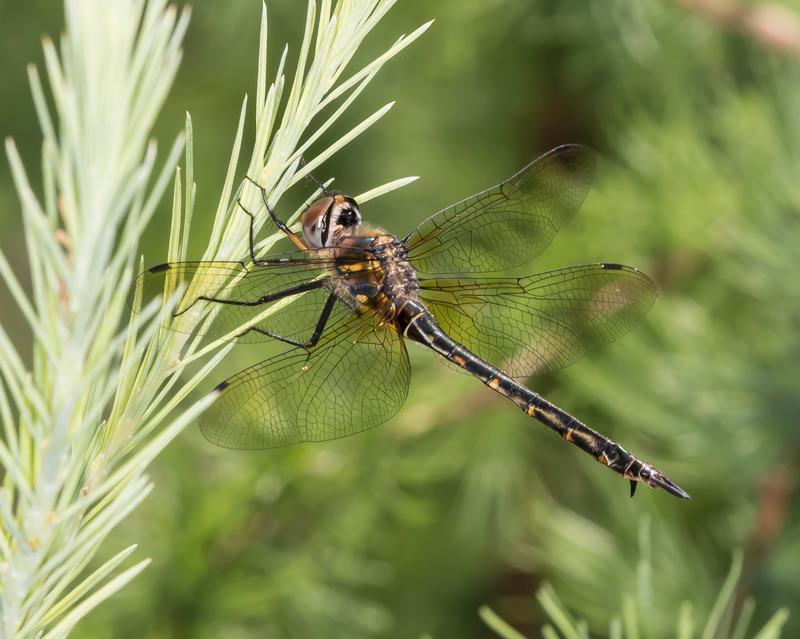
[2,0,799,637]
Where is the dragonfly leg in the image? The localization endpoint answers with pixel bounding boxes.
[238,291,337,349]
[173,279,326,318]
[241,178,308,252]
[297,154,333,197]
[235,198,260,263]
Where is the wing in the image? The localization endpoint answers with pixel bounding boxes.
[418,263,656,379]
[403,145,596,276]
[134,247,375,344]
[200,308,410,449]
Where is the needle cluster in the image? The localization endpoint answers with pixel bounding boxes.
[0,1,428,636]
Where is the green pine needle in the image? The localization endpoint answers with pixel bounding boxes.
[0,1,427,635]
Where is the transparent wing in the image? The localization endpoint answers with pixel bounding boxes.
[419,263,656,379]
[200,308,410,449]
[403,145,596,276]
[134,248,375,344]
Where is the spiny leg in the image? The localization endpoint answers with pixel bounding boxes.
[242,176,307,251]
[239,291,337,348]
[297,154,333,197]
[235,198,261,263]
[173,279,326,318]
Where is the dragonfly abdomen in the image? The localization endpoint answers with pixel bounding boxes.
[400,306,689,499]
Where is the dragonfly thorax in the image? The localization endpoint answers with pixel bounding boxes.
[371,234,420,305]
[302,194,362,248]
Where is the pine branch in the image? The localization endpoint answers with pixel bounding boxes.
[481,522,790,638]
[0,1,428,635]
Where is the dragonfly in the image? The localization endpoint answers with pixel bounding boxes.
[138,145,689,500]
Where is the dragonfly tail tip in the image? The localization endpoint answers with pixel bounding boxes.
[654,474,691,500]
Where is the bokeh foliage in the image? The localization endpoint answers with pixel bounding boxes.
[1,0,797,637]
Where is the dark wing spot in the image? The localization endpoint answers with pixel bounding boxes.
[214,381,230,393]
[148,263,172,273]
[600,263,624,270]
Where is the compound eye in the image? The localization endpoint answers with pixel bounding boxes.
[302,196,334,247]
[301,196,334,228]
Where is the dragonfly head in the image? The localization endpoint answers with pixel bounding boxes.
[302,194,362,248]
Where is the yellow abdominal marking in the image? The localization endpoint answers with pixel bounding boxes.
[526,405,536,416]
[487,377,500,390]
[451,354,466,366]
